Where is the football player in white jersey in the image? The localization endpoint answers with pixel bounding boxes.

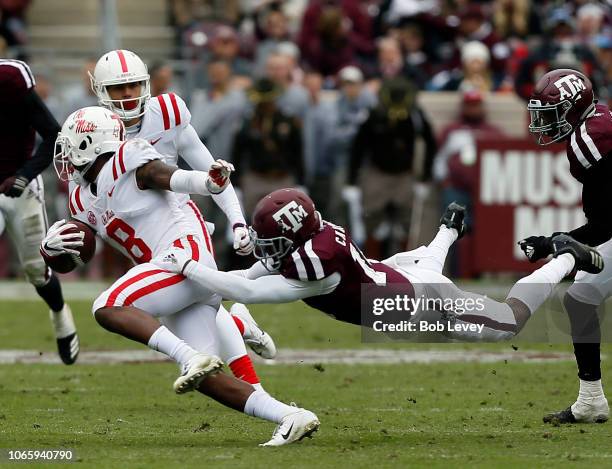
[42,107,319,446]
[88,50,275,390]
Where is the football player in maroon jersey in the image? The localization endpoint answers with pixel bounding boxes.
[156,188,603,354]
[520,69,612,424]
[0,59,78,364]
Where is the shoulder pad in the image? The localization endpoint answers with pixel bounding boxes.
[150,93,191,131]
[110,139,159,180]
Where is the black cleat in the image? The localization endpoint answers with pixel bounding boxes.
[543,407,577,424]
[440,202,467,239]
[56,332,79,365]
[551,234,604,274]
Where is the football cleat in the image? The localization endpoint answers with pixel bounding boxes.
[440,202,466,239]
[260,408,320,447]
[49,304,79,365]
[231,303,277,359]
[544,397,609,424]
[551,234,604,274]
[173,353,223,394]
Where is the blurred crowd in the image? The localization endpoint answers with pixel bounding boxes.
[1,0,611,278]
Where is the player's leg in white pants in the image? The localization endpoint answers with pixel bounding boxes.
[551,239,612,422]
[0,177,77,363]
[181,200,264,389]
[394,252,577,341]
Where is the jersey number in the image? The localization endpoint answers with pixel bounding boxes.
[106,218,152,263]
[349,243,386,286]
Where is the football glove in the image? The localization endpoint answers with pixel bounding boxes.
[233,223,254,256]
[154,247,193,275]
[206,159,234,195]
[40,220,84,257]
[518,235,553,262]
[0,175,29,198]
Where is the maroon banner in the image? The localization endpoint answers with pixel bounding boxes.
[472,139,583,273]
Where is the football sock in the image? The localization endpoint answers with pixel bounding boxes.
[232,315,245,336]
[425,226,458,272]
[229,354,261,386]
[576,379,605,401]
[148,325,197,366]
[36,273,65,313]
[507,253,575,314]
[244,389,296,423]
[564,294,602,381]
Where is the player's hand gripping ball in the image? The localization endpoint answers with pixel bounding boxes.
[40,219,96,273]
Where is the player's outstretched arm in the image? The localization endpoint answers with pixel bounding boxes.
[135,158,233,195]
[177,125,251,254]
[154,248,340,304]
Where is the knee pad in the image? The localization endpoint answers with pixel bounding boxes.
[23,260,49,287]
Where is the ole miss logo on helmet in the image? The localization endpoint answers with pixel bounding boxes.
[273,201,309,233]
[553,74,586,101]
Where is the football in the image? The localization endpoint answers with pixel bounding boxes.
[41,221,96,273]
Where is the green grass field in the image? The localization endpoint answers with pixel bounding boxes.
[1,293,611,468]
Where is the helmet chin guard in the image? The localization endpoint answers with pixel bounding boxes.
[90,49,151,120]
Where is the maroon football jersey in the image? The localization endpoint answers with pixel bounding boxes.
[279,221,414,325]
[566,104,612,184]
[0,60,36,181]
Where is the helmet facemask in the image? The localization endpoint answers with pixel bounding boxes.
[528,99,573,145]
[250,227,294,271]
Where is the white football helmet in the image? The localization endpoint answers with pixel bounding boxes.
[54,106,124,185]
[90,49,151,120]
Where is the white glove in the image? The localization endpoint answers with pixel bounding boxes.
[206,159,234,195]
[233,224,254,256]
[154,247,193,275]
[40,219,84,257]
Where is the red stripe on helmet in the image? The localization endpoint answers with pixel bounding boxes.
[116,50,128,73]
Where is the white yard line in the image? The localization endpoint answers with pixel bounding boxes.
[0,348,575,365]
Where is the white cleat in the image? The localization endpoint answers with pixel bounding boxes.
[231,303,277,359]
[260,408,320,447]
[49,304,79,365]
[173,353,224,394]
[572,397,610,423]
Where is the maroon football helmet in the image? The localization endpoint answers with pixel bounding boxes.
[250,188,321,270]
[528,69,596,145]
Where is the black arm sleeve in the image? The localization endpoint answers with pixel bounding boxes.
[16,91,61,181]
[568,221,612,247]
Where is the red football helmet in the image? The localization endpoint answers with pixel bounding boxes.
[528,69,596,145]
[250,188,321,270]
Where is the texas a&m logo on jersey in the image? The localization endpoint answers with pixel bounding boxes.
[273,201,309,233]
[554,74,586,101]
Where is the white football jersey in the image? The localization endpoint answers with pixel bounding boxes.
[68,138,196,264]
[128,92,191,166]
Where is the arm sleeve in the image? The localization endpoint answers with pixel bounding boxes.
[177,124,246,227]
[17,90,61,181]
[568,221,612,247]
[183,260,341,303]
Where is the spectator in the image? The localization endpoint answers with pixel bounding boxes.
[149,61,175,96]
[232,78,303,217]
[319,66,376,222]
[429,41,493,92]
[298,3,356,77]
[593,34,612,107]
[196,25,253,89]
[456,4,511,82]
[349,78,436,259]
[0,0,31,59]
[254,9,291,76]
[61,58,98,120]
[299,0,375,75]
[265,52,309,119]
[514,6,601,100]
[395,20,434,89]
[576,3,606,47]
[375,37,404,80]
[190,58,247,161]
[492,0,531,40]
